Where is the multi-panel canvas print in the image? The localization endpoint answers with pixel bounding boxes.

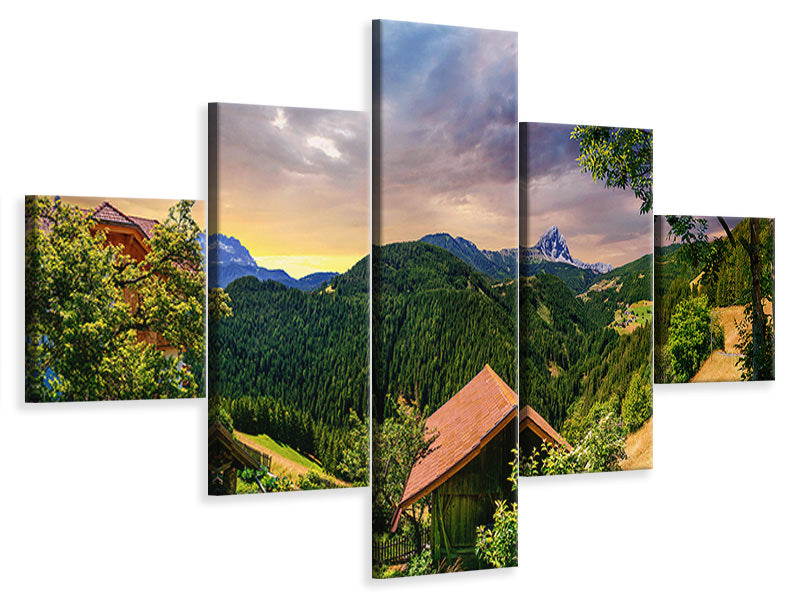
[25,195,206,401]
[520,123,653,474]
[654,215,775,383]
[207,103,369,495]
[372,20,518,576]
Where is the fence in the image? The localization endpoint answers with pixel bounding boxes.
[372,530,430,565]
[235,439,273,472]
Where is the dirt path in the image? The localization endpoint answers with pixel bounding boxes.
[620,418,652,471]
[690,351,743,382]
[691,301,774,382]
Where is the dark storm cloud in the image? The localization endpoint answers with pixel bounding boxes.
[377,21,518,249]
[524,122,579,180]
[524,122,652,267]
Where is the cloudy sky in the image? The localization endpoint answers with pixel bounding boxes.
[654,215,745,247]
[524,123,652,268]
[64,196,206,230]
[375,20,518,251]
[216,104,368,278]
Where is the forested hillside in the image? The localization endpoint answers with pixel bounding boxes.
[520,273,651,441]
[372,240,652,447]
[520,258,598,294]
[580,253,653,327]
[373,242,516,421]
[209,256,369,482]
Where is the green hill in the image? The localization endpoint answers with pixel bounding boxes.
[373,242,516,421]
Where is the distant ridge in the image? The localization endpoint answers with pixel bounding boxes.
[418,233,517,280]
[209,233,337,291]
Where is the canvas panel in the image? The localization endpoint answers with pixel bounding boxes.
[371,20,518,577]
[654,215,775,383]
[24,195,206,402]
[519,123,654,474]
[207,103,369,495]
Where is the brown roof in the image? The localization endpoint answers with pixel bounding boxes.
[208,420,260,470]
[391,364,517,530]
[84,201,159,239]
[519,404,573,452]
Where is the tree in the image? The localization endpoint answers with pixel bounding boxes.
[570,125,653,213]
[668,295,711,383]
[622,363,653,430]
[336,410,369,486]
[372,398,437,552]
[25,195,205,401]
[208,287,232,321]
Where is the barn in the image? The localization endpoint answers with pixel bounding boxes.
[390,364,517,570]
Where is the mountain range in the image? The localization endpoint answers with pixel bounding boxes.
[522,226,613,274]
[418,233,517,280]
[419,227,612,286]
[208,233,337,291]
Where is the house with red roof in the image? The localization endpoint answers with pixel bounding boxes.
[390,364,517,570]
[82,202,176,356]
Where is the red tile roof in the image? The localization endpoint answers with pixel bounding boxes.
[391,365,517,529]
[84,201,159,239]
[519,404,573,452]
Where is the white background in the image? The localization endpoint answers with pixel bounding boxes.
[1,1,797,598]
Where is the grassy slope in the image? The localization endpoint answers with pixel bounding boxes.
[235,430,348,486]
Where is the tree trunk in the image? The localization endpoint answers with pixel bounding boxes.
[748,219,766,380]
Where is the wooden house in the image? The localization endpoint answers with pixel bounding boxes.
[519,404,572,459]
[390,364,517,570]
[81,202,177,356]
[208,420,261,495]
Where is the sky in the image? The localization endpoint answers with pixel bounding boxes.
[216,104,368,278]
[375,20,518,251]
[524,123,652,268]
[654,215,745,247]
[63,196,206,230]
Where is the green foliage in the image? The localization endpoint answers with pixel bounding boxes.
[238,467,293,493]
[735,302,775,381]
[571,126,653,213]
[25,195,205,401]
[297,470,338,491]
[668,295,711,382]
[712,319,725,351]
[405,549,434,577]
[208,402,234,433]
[208,287,232,321]
[475,500,518,568]
[622,364,653,431]
[523,413,628,476]
[335,410,370,486]
[372,399,436,535]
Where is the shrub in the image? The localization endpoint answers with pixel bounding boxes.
[668,295,712,382]
[622,364,652,431]
[712,319,725,351]
[475,500,518,568]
